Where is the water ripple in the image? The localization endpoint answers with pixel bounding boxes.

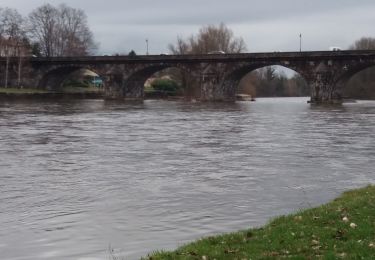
[0,98,374,259]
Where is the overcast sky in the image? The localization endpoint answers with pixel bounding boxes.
[2,0,375,55]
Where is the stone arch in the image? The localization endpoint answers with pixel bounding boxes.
[38,65,103,90]
[335,62,375,87]
[121,64,196,99]
[221,62,309,100]
[335,61,375,98]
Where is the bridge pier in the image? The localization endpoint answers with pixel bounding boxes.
[309,82,343,104]
[104,72,144,101]
[199,64,237,102]
[200,76,237,102]
[308,62,343,104]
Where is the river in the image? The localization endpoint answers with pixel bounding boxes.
[0,97,374,259]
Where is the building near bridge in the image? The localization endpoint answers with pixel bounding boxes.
[0,37,32,57]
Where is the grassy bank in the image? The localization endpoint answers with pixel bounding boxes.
[0,86,102,95]
[144,185,375,259]
[0,87,49,94]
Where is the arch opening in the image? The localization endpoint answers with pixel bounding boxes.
[39,67,104,95]
[339,65,375,100]
[225,65,309,100]
[124,65,197,100]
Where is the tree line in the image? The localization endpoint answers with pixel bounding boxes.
[0,4,96,58]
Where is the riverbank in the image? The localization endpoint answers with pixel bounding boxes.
[0,87,178,100]
[0,87,103,99]
[144,185,375,259]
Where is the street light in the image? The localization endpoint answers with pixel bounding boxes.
[146,39,149,55]
[299,33,302,52]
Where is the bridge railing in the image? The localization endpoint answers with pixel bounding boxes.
[2,50,375,64]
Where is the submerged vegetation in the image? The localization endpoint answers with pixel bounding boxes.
[144,185,375,259]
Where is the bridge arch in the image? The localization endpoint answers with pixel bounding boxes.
[121,64,197,99]
[38,65,104,91]
[335,62,375,99]
[221,63,309,100]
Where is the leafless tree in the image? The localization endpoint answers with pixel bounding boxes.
[168,36,190,55]
[0,7,26,87]
[0,8,25,54]
[350,37,375,50]
[168,23,247,54]
[28,3,97,57]
[27,4,57,57]
[166,23,247,98]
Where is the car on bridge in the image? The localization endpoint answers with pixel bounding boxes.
[208,51,225,54]
[329,47,342,51]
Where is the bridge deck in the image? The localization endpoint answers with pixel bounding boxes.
[2,50,375,65]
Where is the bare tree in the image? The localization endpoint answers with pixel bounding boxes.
[350,37,375,50]
[168,36,190,55]
[0,7,26,87]
[190,23,246,54]
[169,23,247,54]
[28,3,97,57]
[0,8,25,54]
[166,23,247,98]
[58,4,97,56]
[27,4,57,57]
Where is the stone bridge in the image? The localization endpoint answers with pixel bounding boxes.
[1,50,375,103]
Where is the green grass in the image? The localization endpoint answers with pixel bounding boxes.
[0,87,49,94]
[144,185,375,259]
[0,86,102,95]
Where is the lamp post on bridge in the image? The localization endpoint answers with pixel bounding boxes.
[299,33,302,52]
[146,39,149,55]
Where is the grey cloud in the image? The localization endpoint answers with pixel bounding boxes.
[1,0,375,54]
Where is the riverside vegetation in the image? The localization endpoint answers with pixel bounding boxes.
[143,185,375,259]
[0,80,102,96]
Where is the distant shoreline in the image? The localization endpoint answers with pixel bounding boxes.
[0,92,104,99]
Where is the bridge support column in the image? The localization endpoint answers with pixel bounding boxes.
[103,73,144,101]
[308,63,343,104]
[103,73,124,99]
[200,72,236,102]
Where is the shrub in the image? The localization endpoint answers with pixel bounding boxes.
[151,78,180,94]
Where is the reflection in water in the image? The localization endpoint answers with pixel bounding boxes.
[0,98,374,259]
